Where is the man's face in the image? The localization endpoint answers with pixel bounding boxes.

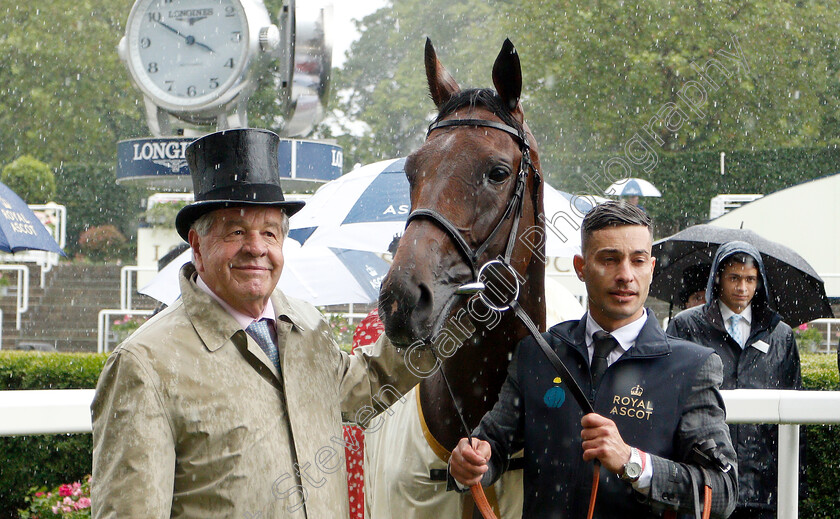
[573,225,655,331]
[189,206,286,318]
[717,261,759,314]
[685,289,706,309]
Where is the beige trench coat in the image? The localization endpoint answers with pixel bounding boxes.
[92,263,429,518]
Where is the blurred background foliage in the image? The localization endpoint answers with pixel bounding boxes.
[2,0,840,244]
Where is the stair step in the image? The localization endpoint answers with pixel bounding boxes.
[0,263,159,352]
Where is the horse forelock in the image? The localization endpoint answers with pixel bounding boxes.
[434,88,524,133]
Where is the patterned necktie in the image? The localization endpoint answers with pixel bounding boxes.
[727,314,743,348]
[246,318,279,370]
[591,330,618,390]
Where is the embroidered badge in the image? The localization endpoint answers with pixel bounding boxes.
[543,376,566,408]
[608,384,654,420]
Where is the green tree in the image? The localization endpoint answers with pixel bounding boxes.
[328,0,840,189]
[0,2,147,168]
[0,155,56,204]
[325,0,510,168]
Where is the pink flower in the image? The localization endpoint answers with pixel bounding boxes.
[52,505,60,514]
[71,481,82,496]
[35,491,44,497]
[75,497,92,510]
[798,323,808,331]
[58,484,72,497]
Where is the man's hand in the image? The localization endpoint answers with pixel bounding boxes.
[580,413,632,474]
[449,437,491,487]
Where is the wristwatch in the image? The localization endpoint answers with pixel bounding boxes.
[620,447,644,482]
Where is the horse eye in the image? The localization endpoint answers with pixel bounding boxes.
[487,167,511,184]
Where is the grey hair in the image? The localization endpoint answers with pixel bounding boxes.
[191,206,290,237]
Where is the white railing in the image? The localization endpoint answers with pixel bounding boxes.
[720,390,840,519]
[0,388,837,518]
[97,308,154,353]
[0,265,29,330]
[806,318,840,352]
[120,266,157,311]
[0,389,94,435]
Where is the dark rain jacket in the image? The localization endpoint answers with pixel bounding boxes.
[666,241,802,511]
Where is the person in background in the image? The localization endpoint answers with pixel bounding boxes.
[449,201,737,518]
[91,128,429,518]
[667,241,802,519]
[679,263,710,310]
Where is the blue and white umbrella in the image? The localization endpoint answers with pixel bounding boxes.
[0,181,63,254]
[289,158,604,258]
[604,178,662,197]
[139,239,390,307]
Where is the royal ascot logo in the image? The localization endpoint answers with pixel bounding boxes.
[0,197,11,210]
[543,376,566,409]
[609,384,653,420]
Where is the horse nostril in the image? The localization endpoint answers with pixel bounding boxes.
[414,282,433,328]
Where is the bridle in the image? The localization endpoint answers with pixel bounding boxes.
[405,115,600,519]
[407,117,535,283]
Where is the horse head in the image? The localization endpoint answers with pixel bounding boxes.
[380,38,546,354]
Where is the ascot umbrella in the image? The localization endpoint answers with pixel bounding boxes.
[289,157,604,257]
[651,224,833,326]
[605,178,662,197]
[0,182,63,254]
[139,239,390,307]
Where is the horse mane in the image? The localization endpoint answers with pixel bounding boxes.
[433,88,524,135]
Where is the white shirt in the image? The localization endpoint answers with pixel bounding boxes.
[719,301,752,348]
[585,310,647,366]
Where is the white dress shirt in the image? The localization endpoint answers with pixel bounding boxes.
[719,301,752,348]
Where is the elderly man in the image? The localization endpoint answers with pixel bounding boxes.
[449,201,737,518]
[92,129,426,518]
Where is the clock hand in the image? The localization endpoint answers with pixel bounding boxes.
[156,20,215,53]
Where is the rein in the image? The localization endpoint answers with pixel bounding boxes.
[407,117,600,519]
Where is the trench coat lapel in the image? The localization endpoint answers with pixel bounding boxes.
[180,263,285,382]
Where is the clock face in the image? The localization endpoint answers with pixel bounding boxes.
[125,0,249,109]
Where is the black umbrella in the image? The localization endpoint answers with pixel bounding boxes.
[651,224,833,326]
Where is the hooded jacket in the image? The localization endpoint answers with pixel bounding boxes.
[666,241,802,511]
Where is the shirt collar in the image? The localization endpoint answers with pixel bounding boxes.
[196,275,275,329]
[585,309,648,353]
[719,300,752,325]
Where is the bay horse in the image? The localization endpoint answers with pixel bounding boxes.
[365,38,547,519]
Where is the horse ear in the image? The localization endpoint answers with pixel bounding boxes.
[492,38,522,112]
[425,37,461,108]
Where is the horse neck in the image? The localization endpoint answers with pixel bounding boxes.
[419,249,546,451]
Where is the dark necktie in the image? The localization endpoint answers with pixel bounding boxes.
[591,330,618,390]
[246,318,279,371]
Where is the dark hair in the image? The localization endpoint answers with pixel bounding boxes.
[581,200,652,252]
[719,252,758,273]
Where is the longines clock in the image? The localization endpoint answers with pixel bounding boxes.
[119,0,288,136]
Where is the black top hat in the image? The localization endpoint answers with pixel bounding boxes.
[175,128,305,241]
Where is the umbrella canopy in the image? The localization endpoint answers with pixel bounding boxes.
[139,239,390,307]
[605,178,661,197]
[0,182,63,254]
[289,157,604,257]
[651,224,833,326]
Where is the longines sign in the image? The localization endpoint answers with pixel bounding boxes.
[117,137,343,190]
